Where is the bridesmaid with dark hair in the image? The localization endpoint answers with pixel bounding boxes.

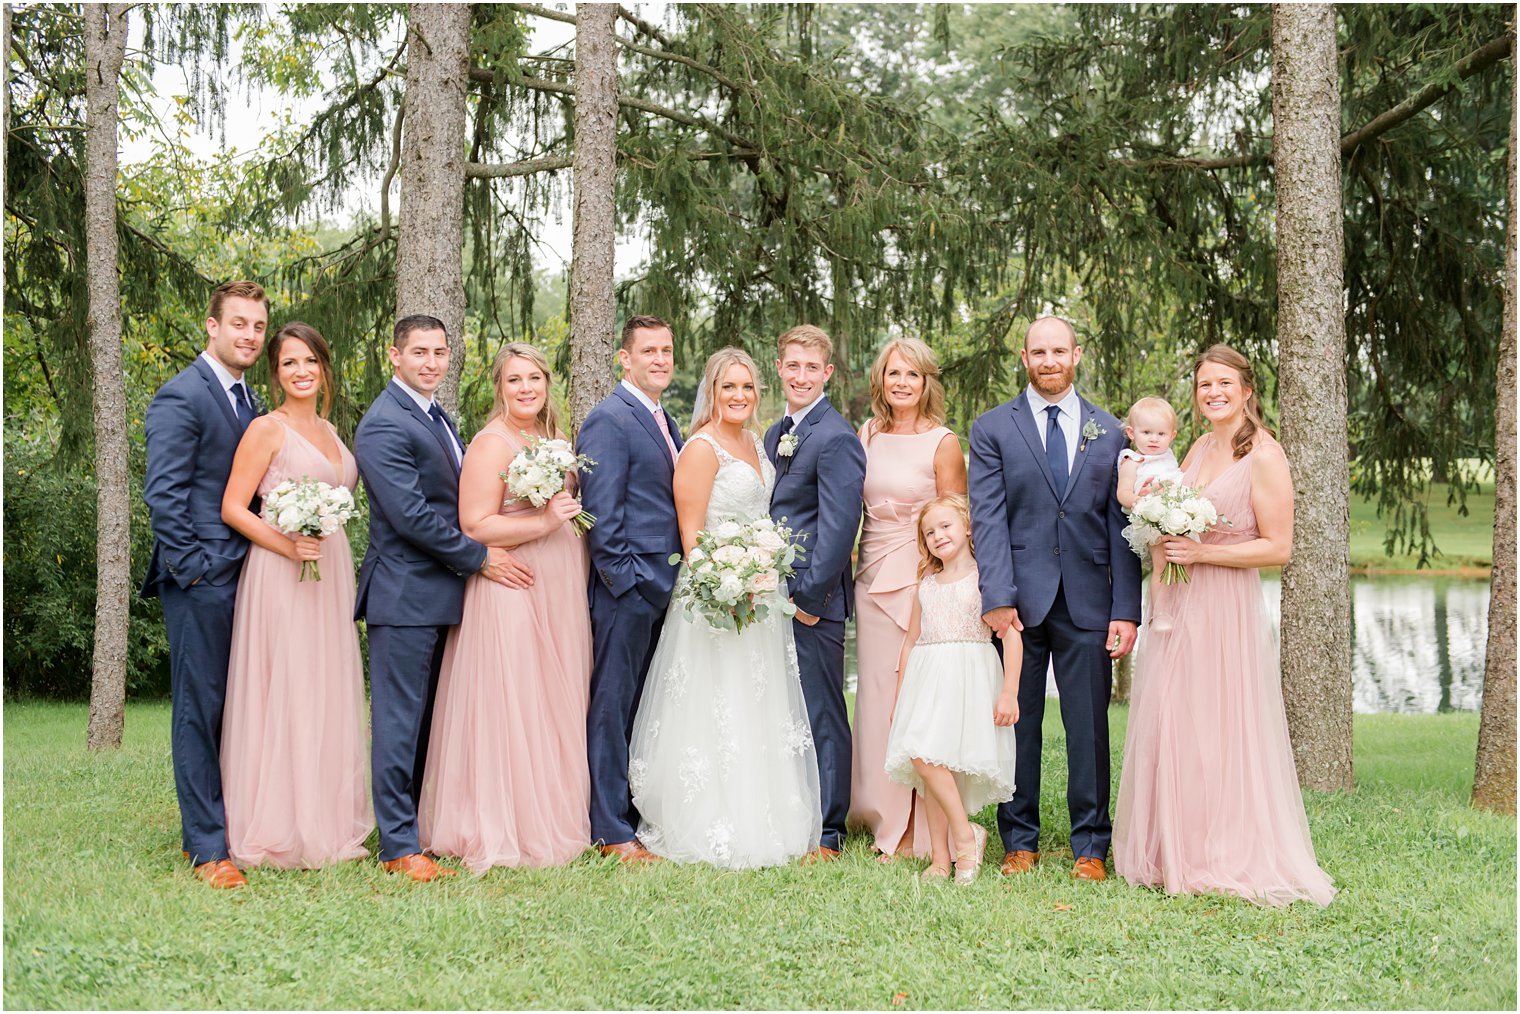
[1113,344,1335,906]
[419,342,593,871]
[220,322,374,869]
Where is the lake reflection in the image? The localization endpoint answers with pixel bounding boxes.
[843,576,1492,715]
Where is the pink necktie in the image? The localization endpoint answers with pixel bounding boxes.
[653,407,679,463]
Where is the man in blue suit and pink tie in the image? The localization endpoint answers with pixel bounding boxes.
[578,315,685,863]
[142,280,271,889]
[969,315,1141,882]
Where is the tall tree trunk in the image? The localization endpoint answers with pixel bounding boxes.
[568,3,618,435]
[84,2,130,752]
[3,3,12,214]
[1271,3,1354,792]
[396,3,469,412]
[1473,69,1516,815]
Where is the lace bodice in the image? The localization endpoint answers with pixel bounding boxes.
[684,431,775,527]
[916,570,991,645]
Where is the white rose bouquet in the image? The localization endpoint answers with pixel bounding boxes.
[500,435,596,535]
[262,477,357,581]
[668,517,805,632]
[1121,480,1231,584]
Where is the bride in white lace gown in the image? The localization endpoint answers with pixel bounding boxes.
[629,348,822,868]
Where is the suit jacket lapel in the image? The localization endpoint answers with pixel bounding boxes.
[1010,395,1059,499]
[1062,396,1099,504]
[764,419,781,464]
[388,383,461,478]
[192,357,243,437]
[617,385,675,472]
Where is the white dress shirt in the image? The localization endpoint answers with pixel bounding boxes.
[620,378,664,415]
[199,351,252,417]
[1025,384,1080,474]
[392,376,463,465]
[784,392,826,429]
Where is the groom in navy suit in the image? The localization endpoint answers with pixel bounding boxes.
[142,280,270,889]
[764,325,866,861]
[354,315,529,882]
[969,316,1141,881]
[579,315,684,862]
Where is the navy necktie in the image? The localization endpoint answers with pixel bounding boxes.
[233,383,254,427]
[780,415,795,436]
[429,403,460,465]
[1045,404,1068,496]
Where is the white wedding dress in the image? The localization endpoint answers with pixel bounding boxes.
[629,431,823,868]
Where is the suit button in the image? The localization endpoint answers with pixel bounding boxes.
[1058,511,1065,519]
[1054,547,1061,555]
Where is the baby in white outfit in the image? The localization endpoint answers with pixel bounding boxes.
[1117,397,1183,632]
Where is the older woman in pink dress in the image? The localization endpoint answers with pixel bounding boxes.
[1113,344,1334,906]
[849,337,967,861]
[419,342,593,871]
[220,323,374,869]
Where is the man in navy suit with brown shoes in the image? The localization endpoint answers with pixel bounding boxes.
[143,280,270,890]
[969,315,1141,882]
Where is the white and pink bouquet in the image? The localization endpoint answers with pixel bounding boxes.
[501,435,596,535]
[1121,480,1231,584]
[669,517,805,632]
[262,478,357,581]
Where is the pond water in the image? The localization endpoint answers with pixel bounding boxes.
[843,575,1492,715]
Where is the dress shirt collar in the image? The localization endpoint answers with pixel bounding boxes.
[620,378,663,414]
[200,350,243,392]
[391,375,438,414]
[1024,383,1080,420]
[786,392,827,427]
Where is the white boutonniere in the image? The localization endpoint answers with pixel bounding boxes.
[1080,418,1106,452]
[777,433,799,457]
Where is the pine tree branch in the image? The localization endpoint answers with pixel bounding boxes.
[379,101,403,242]
[616,5,673,48]
[465,152,573,177]
[1125,31,1513,171]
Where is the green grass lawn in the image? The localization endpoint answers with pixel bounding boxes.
[1349,481,1495,573]
[4,702,1514,1010]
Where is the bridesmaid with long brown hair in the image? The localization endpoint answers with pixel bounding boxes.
[849,337,967,862]
[1113,344,1335,906]
[220,322,374,869]
[419,342,593,871]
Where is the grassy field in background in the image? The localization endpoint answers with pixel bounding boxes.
[4,702,1513,1010]
[1348,480,1495,574]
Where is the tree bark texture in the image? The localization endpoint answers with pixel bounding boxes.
[84,2,130,752]
[3,3,12,215]
[1473,68,1516,815]
[397,3,469,412]
[1271,3,1354,793]
[568,3,619,435]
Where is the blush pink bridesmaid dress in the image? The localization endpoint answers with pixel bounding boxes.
[1114,434,1335,906]
[849,424,953,858]
[221,418,374,869]
[419,425,593,871]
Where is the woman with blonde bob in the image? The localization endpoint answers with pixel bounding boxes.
[420,341,594,871]
[850,336,968,862]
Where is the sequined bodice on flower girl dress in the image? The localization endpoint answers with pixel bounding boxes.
[627,430,822,868]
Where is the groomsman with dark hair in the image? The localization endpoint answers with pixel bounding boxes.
[143,280,270,889]
[354,314,529,882]
[969,315,1141,881]
[764,325,867,862]
[579,315,684,863]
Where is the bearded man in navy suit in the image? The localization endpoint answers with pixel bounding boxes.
[763,325,866,862]
[142,280,271,889]
[969,315,1141,882]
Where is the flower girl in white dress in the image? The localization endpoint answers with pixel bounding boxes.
[883,494,1019,884]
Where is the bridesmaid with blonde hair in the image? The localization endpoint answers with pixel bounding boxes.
[420,342,594,871]
[849,336,967,862]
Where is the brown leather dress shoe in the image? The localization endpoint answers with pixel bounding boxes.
[1071,857,1108,881]
[800,846,841,865]
[381,853,458,881]
[999,850,1039,875]
[599,841,661,864]
[193,859,247,889]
